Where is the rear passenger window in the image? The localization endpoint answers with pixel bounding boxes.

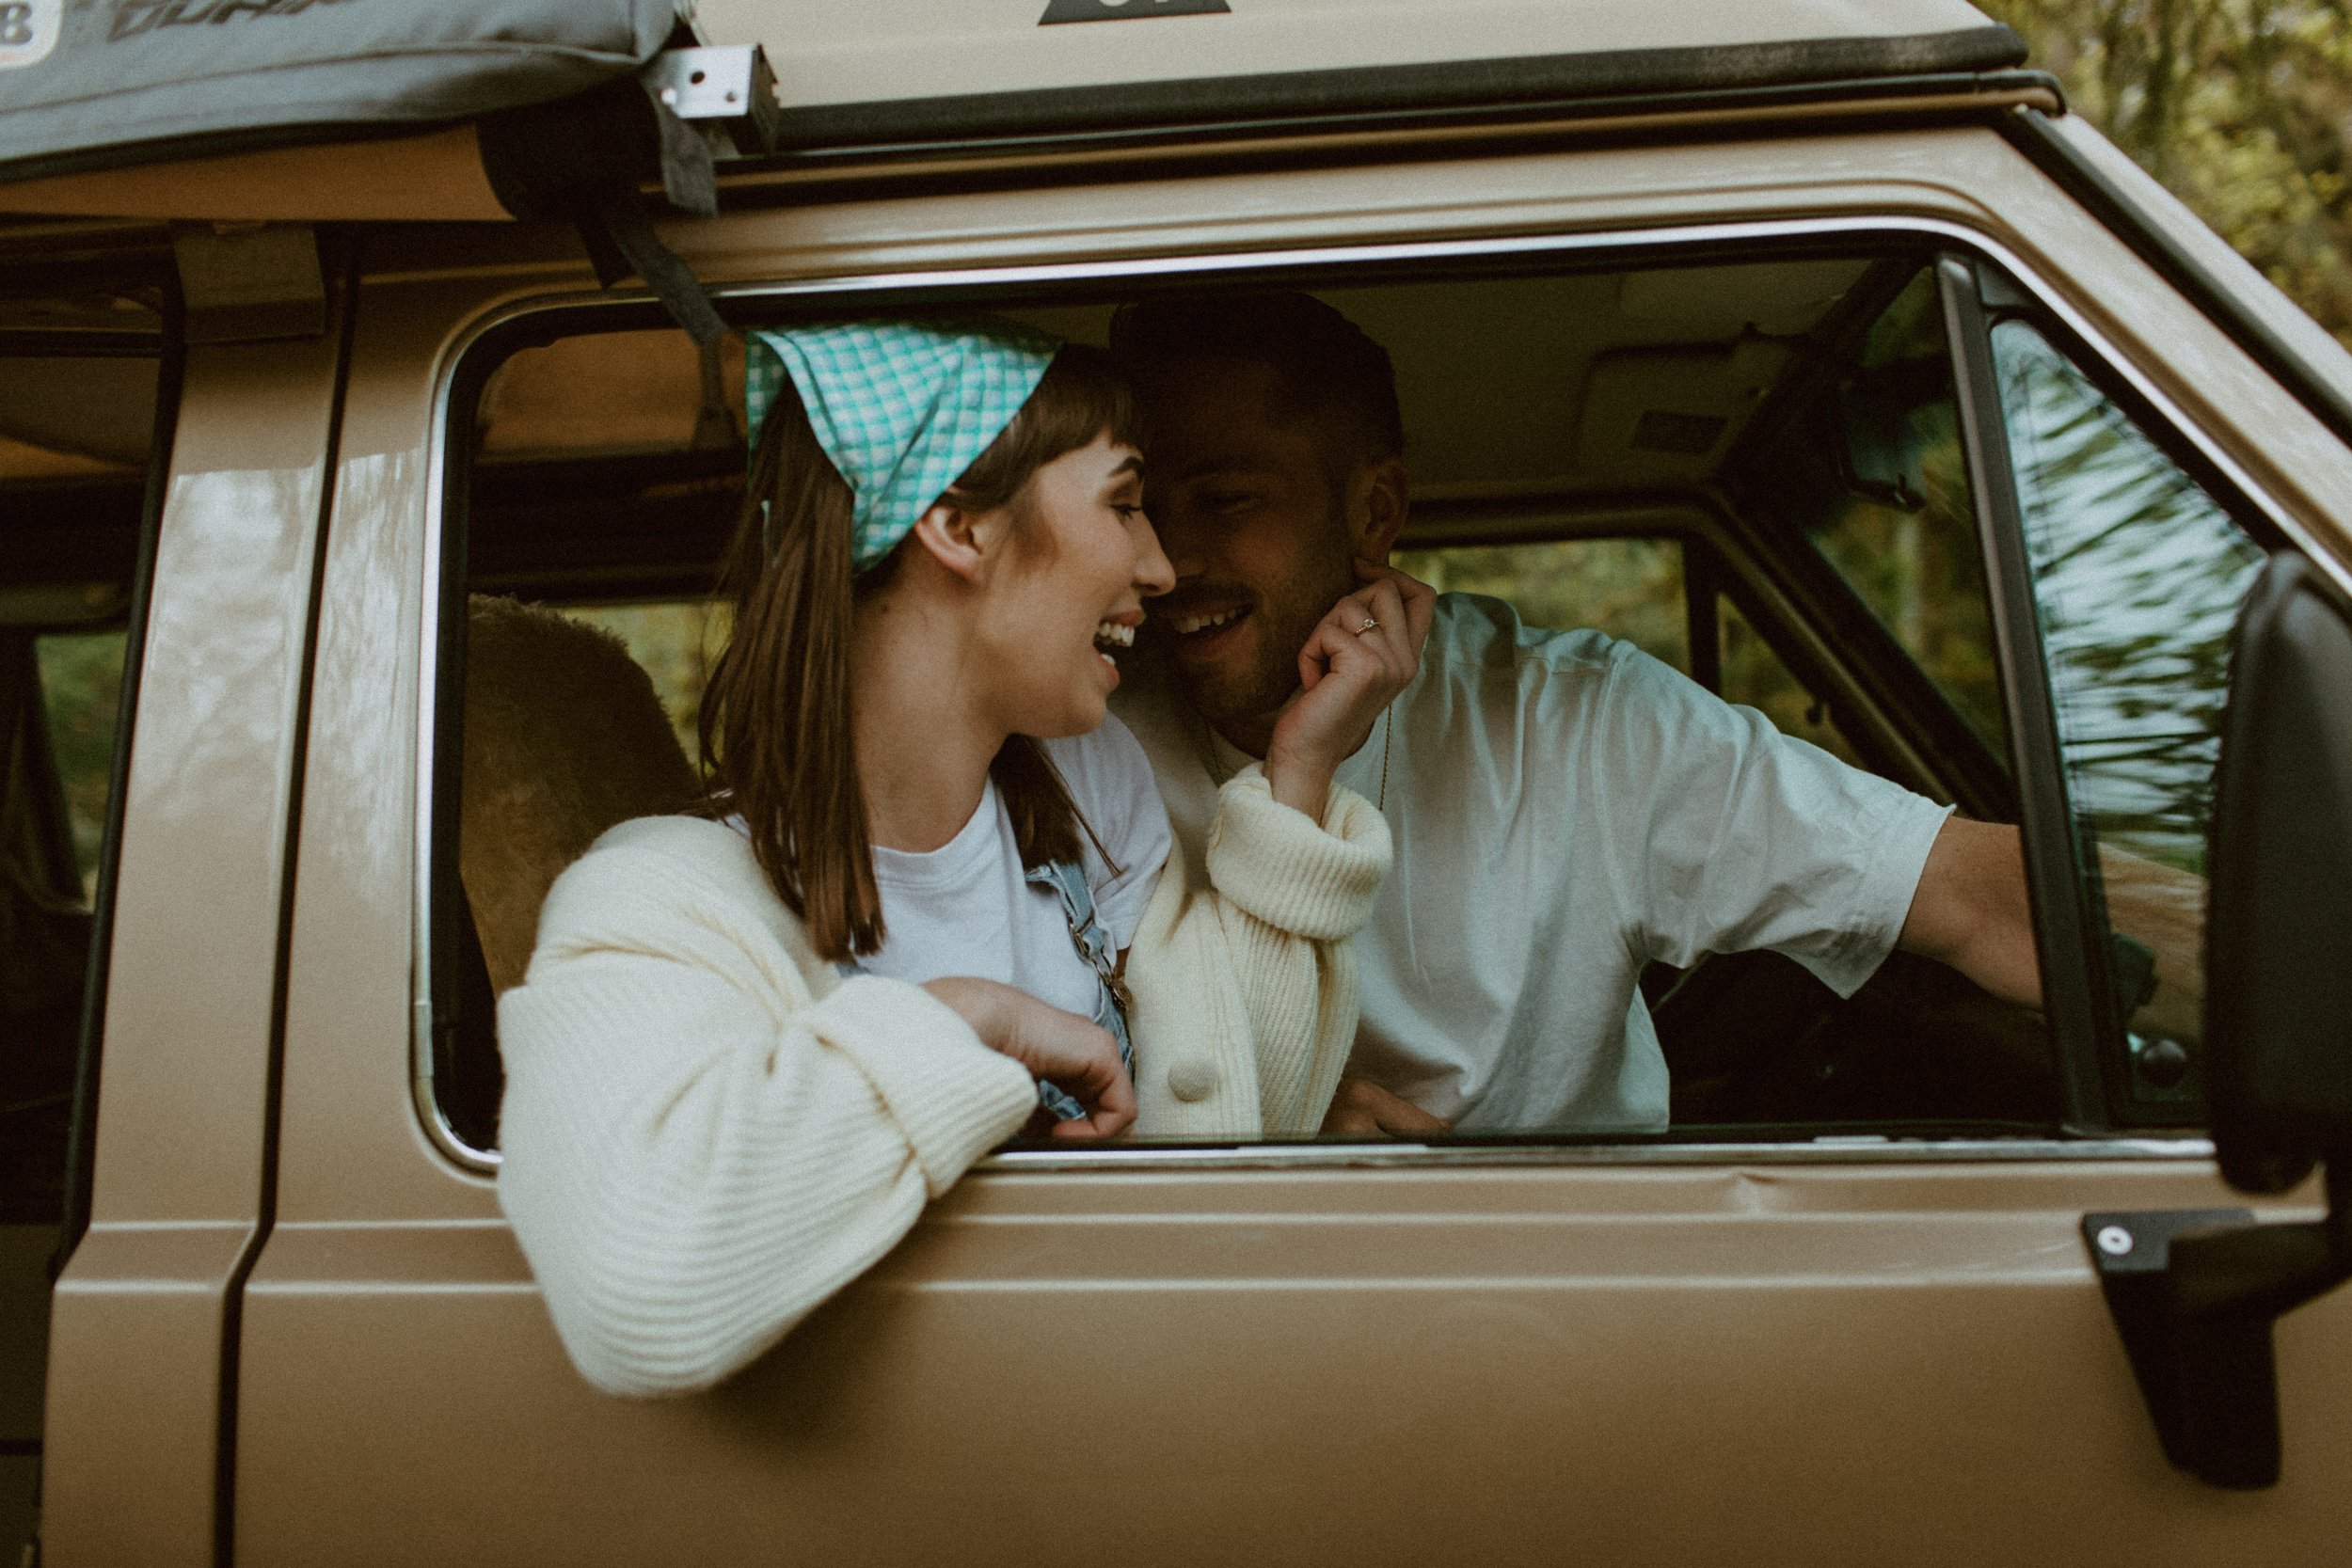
[31,632,126,898]
[0,290,165,1560]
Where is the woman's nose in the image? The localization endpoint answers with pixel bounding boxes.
[1134,515,1177,597]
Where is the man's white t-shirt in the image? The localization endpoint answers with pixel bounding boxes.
[849,716,1173,1019]
[1113,592,1951,1132]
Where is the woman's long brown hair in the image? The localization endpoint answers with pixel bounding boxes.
[699,340,1136,961]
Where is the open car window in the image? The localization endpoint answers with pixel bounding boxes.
[425,241,2154,1159]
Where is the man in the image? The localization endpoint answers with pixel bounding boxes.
[1106,293,2043,1134]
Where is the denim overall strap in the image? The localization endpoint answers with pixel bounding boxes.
[834,860,1132,1124]
[1025,858,1135,1123]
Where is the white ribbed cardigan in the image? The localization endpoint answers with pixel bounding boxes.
[496,763,1389,1397]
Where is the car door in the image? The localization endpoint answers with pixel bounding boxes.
[224,129,2352,1567]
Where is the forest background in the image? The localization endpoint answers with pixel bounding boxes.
[1983,0,2352,347]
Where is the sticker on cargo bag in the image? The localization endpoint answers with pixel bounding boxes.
[0,0,59,71]
[1040,0,1230,24]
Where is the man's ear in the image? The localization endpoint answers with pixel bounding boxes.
[906,499,993,583]
[1353,456,1410,562]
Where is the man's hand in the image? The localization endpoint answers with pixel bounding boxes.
[921,976,1136,1140]
[1264,563,1438,816]
[1319,1076,1452,1137]
[2097,845,2206,1042]
[1899,819,2211,1037]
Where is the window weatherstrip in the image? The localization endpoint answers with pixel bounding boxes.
[1935,255,2112,1129]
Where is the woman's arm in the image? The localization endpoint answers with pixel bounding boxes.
[1122,567,1426,1137]
[1121,767,1392,1136]
[495,833,1038,1398]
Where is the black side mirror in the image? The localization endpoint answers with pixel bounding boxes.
[2085,552,2352,1488]
[2207,552,2352,1190]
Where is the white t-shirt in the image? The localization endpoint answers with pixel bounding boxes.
[846,716,1173,1021]
[1113,592,1952,1132]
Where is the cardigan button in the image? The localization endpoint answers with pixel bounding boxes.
[1167,1056,1218,1102]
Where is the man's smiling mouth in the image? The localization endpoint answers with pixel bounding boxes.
[1169,607,1248,636]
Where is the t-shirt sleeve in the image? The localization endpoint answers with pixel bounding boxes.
[1582,643,1953,996]
[1041,715,1174,953]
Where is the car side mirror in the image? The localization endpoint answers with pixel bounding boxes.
[2083,552,2352,1488]
[2207,552,2352,1191]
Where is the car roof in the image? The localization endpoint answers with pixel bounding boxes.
[700,0,2025,146]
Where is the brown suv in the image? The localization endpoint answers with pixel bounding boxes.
[7,1,2352,1563]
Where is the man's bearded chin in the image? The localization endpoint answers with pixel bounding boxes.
[1168,572,1344,728]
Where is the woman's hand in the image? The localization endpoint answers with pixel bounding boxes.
[1265,562,1437,816]
[921,976,1136,1140]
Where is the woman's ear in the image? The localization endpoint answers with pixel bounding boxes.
[907,500,992,583]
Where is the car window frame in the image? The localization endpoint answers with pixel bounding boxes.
[413,213,2323,1175]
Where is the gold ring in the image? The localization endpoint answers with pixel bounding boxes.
[1358,616,1380,634]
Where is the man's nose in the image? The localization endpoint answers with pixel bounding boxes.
[1146,492,1208,580]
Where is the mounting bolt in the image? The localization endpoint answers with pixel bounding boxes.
[2097,1225,2135,1258]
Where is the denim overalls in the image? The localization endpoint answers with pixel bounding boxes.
[839,858,1133,1124]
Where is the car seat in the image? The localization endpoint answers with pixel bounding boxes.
[447,594,698,1147]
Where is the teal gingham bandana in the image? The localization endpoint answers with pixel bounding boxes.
[745,319,1061,573]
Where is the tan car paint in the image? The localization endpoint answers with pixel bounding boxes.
[8,119,2311,1564]
[41,319,349,1565]
[694,0,2005,114]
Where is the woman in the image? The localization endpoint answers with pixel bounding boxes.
[496,319,1429,1397]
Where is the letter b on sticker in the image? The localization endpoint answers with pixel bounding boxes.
[0,0,59,70]
[1040,0,1231,24]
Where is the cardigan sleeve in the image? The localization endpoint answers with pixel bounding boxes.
[494,832,1037,1398]
[1127,765,1391,1138]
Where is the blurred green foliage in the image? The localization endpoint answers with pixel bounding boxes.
[1982,0,2352,345]
[1392,538,1688,670]
[34,630,124,899]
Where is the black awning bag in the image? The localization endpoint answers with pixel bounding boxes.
[0,0,678,183]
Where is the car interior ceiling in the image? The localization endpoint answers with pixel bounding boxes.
[433,245,2061,1149]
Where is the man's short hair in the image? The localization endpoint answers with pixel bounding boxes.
[1109,293,1405,468]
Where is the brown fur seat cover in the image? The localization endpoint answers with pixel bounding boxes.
[461,595,699,995]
